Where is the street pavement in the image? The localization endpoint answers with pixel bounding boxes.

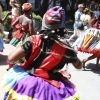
[0,23,100,99]
[0,44,13,100]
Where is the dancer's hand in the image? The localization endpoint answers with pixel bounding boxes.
[72,58,82,69]
[7,11,12,16]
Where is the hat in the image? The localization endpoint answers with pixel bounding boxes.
[78,4,84,8]
[42,6,65,30]
[22,3,32,10]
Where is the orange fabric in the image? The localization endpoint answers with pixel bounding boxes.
[21,35,68,88]
[11,17,20,29]
[20,35,42,68]
[22,3,32,10]
[13,25,29,39]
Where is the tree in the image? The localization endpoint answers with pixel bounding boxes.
[33,0,49,17]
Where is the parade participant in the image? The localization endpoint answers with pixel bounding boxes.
[1,6,82,100]
[10,2,36,47]
[82,55,99,70]
[0,5,11,52]
[76,16,100,70]
[9,0,21,29]
[7,0,21,41]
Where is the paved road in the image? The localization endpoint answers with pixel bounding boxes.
[66,22,100,100]
[68,52,100,100]
[0,44,13,100]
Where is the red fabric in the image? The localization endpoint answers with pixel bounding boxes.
[7,60,15,68]
[11,17,17,25]
[21,35,67,88]
[59,70,71,79]
[0,50,3,52]
[77,46,100,57]
[45,7,62,26]
[13,25,29,39]
[20,35,42,68]
[22,3,32,10]
[92,20,99,29]
[0,29,2,32]
[11,17,20,29]
[34,41,66,84]
[37,42,66,70]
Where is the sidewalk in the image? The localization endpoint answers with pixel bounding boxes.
[0,44,13,99]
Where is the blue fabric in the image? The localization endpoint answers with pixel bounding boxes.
[2,65,29,89]
[74,10,83,28]
[3,92,9,100]
[0,37,4,51]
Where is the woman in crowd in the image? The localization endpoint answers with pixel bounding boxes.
[7,0,21,42]
[72,8,92,47]
[2,6,82,100]
[74,11,100,70]
[81,16,100,70]
[10,3,36,48]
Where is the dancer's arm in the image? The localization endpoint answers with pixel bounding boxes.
[0,11,11,23]
[72,58,82,69]
[29,20,36,35]
[8,47,26,63]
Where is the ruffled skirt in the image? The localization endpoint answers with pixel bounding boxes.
[10,31,29,47]
[1,65,80,100]
[73,28,100,57]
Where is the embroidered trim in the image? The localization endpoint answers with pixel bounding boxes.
[31,38,77,59]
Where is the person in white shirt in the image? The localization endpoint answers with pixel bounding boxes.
[93,7,100,19]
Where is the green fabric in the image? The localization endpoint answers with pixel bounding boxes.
[10,32,28,47]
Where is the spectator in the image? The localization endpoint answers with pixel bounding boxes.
[80,8,92,28]
[7,0,21,42]
[67,4,84,43]
[90,1,95,11]
[93,7,100,20]
[72,8,92,49]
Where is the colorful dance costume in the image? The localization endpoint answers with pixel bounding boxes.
[0,5,4,52]
[10,3,32,47]
[1,6,80,100]
[74,19,100,57]
[11,7,20,29]
[10,25,30,47]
